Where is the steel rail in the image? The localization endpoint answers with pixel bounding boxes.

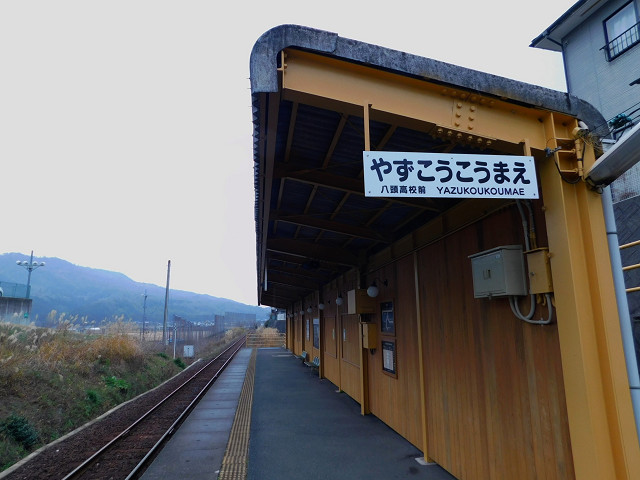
[62,334,246,480]
[125,337,246,479]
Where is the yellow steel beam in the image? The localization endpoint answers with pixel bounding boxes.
[414,251,431,463]
[363,103,371,151]
[280,49,578,152]
[539,113,640,480]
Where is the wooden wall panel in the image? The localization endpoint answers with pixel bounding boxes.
[287,315,293,352]
[294,314,303,356]
[340,313,361,402]
[365,255,423,448]
[418,205,574,480]
[318,273,359,396]
[323,315,337,359]
[322,315,340,385]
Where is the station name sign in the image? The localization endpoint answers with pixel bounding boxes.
[363,151,539,199]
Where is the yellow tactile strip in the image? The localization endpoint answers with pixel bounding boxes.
[218,348,256,480]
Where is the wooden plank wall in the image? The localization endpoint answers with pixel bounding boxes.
[416,206,574,480]
[286,316,292,351]
[315,274,360,399]
[322,314,339,381]
[294,301,303,356]
[340,313,361,402]
[284,205,573,480]
[365,254,423,448]
[321,283,340,387]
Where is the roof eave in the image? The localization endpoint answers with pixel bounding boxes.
[250,24,605,128]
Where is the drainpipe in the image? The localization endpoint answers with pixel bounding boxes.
[602,185,640,440]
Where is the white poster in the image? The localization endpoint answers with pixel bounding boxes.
[383,348,394,371]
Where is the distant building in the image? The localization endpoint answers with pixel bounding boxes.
[0,281,32,325]
[223,312,256,328]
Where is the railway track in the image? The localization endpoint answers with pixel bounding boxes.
[57,335,246,480]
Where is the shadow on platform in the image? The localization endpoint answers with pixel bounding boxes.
[248,347,457,480]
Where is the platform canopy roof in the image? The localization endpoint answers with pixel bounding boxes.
[250,24,605,308]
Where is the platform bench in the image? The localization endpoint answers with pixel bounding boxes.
[305,356,320,371]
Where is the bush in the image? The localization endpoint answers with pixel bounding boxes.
[103,376,129,393]
[84,389,102,416]
[173,358,186,369]
[86,390,101,404]
[1,415,39,449]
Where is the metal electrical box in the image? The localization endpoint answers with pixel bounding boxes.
[469,245,527,298]
[525,247,553,294]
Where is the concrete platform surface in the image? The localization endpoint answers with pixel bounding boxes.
[248,348,457,480]
[140,348,252,480]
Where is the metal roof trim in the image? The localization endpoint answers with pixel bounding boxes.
[250,24,606,131]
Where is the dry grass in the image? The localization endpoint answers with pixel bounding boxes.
[0,323,170,469]
[0,323,144,380]
[0,321,246,470]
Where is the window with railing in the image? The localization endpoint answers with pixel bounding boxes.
[603,2,640,61]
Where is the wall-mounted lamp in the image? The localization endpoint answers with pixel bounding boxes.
[307,306,313,313]
[318,302,325,310]
[300,310,305,315]
[336,294,344,306]
[367,279,388,298]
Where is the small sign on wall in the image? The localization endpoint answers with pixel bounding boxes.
[382,339,397,377]
[381,301,395,335]
[313,317,320,349]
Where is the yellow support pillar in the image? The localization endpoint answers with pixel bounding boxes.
[414,252,432,463]
[540,114,640,480]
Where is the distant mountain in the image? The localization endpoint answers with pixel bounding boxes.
[0,253,269,326]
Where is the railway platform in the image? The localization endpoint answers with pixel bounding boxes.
[139,347,252,480]
[144,347,457,480]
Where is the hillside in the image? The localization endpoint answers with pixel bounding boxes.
[0,253,269,326]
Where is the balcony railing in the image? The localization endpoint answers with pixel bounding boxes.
[604,21,640,61]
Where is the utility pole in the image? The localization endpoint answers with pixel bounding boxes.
[163,260,171,346]
[173,316,177,359]
[141,289,148,339]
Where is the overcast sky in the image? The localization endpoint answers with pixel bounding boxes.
[0,0,576,306]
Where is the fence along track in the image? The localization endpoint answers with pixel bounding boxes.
[61,335,246,480]
[245,332,285,348]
